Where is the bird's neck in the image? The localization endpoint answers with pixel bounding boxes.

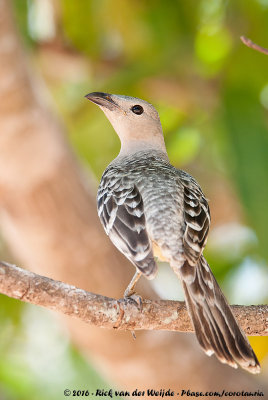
[118,136,168,159]
[113,146,170,166]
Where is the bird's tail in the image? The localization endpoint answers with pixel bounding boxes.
[177,255,260,374]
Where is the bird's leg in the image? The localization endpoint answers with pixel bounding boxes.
[123,270,143,313]
[124,270,142,298]
[123,270,143,339]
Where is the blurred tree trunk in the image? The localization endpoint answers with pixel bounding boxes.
[0,0,266,393]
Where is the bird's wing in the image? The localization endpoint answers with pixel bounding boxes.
[97,173,157,278]
[177,172,260,373]
[179,173,211,265]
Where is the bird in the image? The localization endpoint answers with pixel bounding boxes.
[85,91,260,374]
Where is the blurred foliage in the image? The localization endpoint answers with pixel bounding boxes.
[1,0,267,397]
[222,87,268,257]
[0,296,112,400]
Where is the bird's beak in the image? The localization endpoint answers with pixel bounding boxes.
[85,92,119,110]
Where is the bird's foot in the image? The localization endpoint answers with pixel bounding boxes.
[123,293,142,340]
[123,292,143,312]
[117,291,142,340]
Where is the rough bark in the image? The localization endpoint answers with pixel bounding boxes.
[0,0,266,393]
[0,261,267,336]
[240,35,268,56]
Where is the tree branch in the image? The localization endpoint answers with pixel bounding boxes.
[240,35,268,56]
[0,261,267,336]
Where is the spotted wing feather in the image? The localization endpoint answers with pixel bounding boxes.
[177,172,260,373]
[179,174,211,265]
[97,173,157,278]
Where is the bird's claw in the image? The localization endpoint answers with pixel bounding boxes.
[124,293,143,312]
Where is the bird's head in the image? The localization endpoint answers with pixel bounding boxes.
[85,92,166,156]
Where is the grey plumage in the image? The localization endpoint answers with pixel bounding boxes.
[86,91,260,374]
[97,163,157,277]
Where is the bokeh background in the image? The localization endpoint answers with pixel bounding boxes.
[0,0,268,399]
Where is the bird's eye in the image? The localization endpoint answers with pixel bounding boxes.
[131,105,144,115]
